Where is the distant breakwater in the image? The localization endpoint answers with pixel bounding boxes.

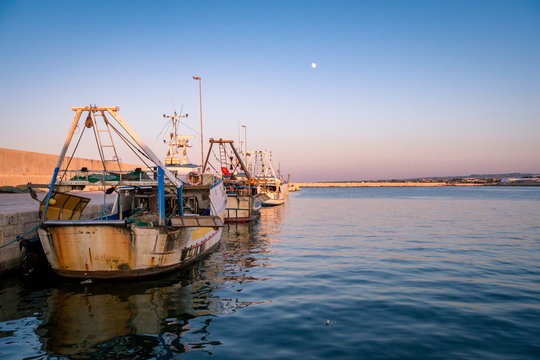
[295,182,483,188]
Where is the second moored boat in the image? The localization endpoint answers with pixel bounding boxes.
[248,150,288,206]
[203,139,269,222]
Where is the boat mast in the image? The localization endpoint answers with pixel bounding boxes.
[263,151,279,183]
[242,124,247,165]
[163,112,193,166]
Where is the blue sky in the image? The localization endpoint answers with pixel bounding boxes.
[1,0,539,181]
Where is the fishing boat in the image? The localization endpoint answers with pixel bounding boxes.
[203,139,269,222]
[286,174,301,192]
[288,183,301,192]
[248,150,288,206]
[37,106,226,279]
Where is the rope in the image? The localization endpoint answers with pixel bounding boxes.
[0,225,41,250]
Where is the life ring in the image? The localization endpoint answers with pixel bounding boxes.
[187,171,202,185]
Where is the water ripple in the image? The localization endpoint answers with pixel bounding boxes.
[1,187,540,359]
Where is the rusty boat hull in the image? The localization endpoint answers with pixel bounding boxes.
[37,179,227,279]
[38,219,224,279]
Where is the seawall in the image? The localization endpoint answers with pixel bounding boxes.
[0,148,139,187]
[0,148,140,276]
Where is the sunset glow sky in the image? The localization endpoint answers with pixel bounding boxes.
[1,0,539,181]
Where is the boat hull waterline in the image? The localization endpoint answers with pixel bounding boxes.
[38,219,224,279]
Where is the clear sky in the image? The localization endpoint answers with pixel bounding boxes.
[1,0,539,181]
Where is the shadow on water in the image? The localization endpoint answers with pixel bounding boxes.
[0,208,285,359]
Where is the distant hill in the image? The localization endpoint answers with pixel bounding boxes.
[307,173,540,184]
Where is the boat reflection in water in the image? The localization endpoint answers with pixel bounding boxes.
[31,209,281,358]
[36,269,209,357]
[0,202,287,358]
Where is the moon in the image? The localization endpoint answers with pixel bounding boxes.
[311,62,317,69]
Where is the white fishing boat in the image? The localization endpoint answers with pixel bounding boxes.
[248,150,288,206]
[37,106,226,279]
[286,174,301,192]
[203,139,269,222]
[288,183,301,192]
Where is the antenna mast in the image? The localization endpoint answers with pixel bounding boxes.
[163,111,194,165]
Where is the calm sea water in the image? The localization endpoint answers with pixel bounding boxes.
[1,186,540,359]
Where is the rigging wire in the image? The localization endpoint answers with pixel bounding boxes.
[59,124,87,182]
[116,133,153,170]
[90,112,108,171]
[90,111,111,210]
[205,158,220,175]
[105,120,152,163]
[202,148,224,176]
[102,120,156,173]
[154,118,172,146]
[178,119,200,136]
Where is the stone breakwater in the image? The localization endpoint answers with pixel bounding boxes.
[0,148,139,187]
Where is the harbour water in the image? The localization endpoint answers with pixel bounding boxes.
[1,186,540,359]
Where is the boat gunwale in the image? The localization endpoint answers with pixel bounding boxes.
[182,178,223,190]
[43,219,128,226]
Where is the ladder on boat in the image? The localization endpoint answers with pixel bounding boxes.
[219,143,228,168]
[219,142,232,175]
[91,110,122,172]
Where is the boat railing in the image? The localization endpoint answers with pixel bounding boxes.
[225,207,249,219]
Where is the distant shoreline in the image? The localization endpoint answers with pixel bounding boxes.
[295,182,485,188]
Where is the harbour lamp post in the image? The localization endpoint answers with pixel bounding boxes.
[193,75,204,166]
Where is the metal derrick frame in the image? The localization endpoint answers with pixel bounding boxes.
[41,106,184,224]
[202,138,256,184]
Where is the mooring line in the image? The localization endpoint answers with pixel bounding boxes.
[0,225,41,250]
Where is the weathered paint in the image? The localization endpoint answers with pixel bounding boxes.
[37,178,227,279]
[39,223,223,278]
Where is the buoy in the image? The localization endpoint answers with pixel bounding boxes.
[187,171,202,185]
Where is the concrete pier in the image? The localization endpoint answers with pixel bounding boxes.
[0,147,141,275]
[0,192,115,275]
[0,147,139,187]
